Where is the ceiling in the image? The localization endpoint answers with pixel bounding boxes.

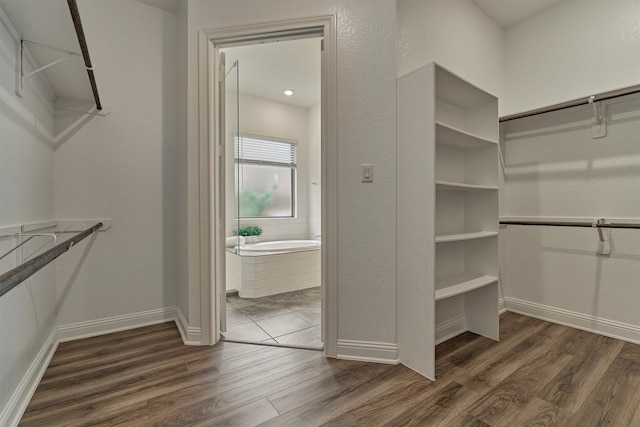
[222,38,322,109]
[471,0,566,28]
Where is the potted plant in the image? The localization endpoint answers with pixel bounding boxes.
[234,225,263,243]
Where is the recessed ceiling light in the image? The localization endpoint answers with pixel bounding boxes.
[283,89,294,96]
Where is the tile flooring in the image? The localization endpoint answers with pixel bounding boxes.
[222,287,323,349]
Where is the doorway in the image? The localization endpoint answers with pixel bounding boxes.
[202,16,338,356]
[221,37,323,349]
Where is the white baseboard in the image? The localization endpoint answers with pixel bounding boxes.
[499,297,507,314]
[337,339,399,364]
[0,328,58,427]
[435,316,467,345]
[505,297,640,345]
[57,307,177,342]
[175,307,202,345]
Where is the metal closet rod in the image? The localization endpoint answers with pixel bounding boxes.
[67,0,102,110]
[500,220,640,230]
[0,222,103,298]
[499,84,640,122]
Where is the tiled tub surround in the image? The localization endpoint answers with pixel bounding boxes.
[223,287,322,349]
[226,244,321,298]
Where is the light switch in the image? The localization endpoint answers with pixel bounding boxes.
[362,164,373,182]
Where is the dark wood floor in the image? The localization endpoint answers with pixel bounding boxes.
[20,312,640,426]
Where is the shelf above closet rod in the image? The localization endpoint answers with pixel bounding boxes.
[67,0,102,110]
[0,222,103,298]
[499,83,640,122]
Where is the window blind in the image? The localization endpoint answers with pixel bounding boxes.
[235,135,297,167]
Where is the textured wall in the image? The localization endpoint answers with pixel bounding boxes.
[182,0,398,343]
[54,0,178,325]
[503,0,640,116]
[397,0,504,103]
[501,95,640,332]
[0,4,56,419]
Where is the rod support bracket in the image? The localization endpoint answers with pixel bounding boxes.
[592,218,611,255]
[588,95,606,139]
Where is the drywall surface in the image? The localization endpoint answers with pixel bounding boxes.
[54,0,178,326]
[503,0,640,116]
[0,5,56,420]
[183,0,397,344]
[501,94,640,336]
[176,0,188,322]
[397,0,504,102]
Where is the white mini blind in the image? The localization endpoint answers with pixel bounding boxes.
[235,135,297,167]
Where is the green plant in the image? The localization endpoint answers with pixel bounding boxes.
[234,225,263,237]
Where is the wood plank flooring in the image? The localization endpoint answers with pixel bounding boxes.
[20,312,640,426]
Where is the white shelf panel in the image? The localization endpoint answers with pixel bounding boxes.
[435,65,496,109]
[435,180,498,191]
[435,231,498,243]
[435,273,498,301]
[436,122,497,150]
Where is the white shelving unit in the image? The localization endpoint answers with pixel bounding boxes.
[398,62,499,380]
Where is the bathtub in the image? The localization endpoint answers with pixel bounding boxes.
[226,240,321,298]
[237,239,321,254]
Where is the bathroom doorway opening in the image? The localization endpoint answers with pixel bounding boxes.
[213,28,327,351]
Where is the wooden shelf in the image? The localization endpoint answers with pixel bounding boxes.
[435,180,498,191]
[436,122,497,150]
[435,273,498,301]
[435,231,498,243]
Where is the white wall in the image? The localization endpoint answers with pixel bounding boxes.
[499,0,640,342]
[503,0,640,116]
[181,0,398,346]
[0,5,56,421]
[54,0,178,326]
[225,93,313,241]
[397,0,504,102]
[501,95,640,340]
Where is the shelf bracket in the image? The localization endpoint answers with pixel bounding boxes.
[16,40,82,98]
[588,95,606,139]
[593,218,611,255]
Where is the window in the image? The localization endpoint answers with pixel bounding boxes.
[235,135,297,218]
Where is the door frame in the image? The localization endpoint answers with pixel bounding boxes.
[197,15,338,357]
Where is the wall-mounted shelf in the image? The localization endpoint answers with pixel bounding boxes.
[436,122,497,150]
[435,180,498,191]
[435,273,498,301]
[435,231,498,243]
[0,0,106,116]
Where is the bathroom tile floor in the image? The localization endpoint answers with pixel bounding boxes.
[222,287,323,349]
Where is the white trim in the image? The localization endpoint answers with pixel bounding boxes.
[200,15,338,356]
[337,340,399,364]
[175,307,203,345]
[505,297,640,345]
[499,297,507,314]
[57,307,177,342]
[0,328,58,427]
[435,316,467,345]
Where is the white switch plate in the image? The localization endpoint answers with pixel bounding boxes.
[362,164,373,182]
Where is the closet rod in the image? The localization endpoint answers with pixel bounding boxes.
[67,0,102,110]
[0,222,102,298]
[499,84,640,122]
[500,220,640,230]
